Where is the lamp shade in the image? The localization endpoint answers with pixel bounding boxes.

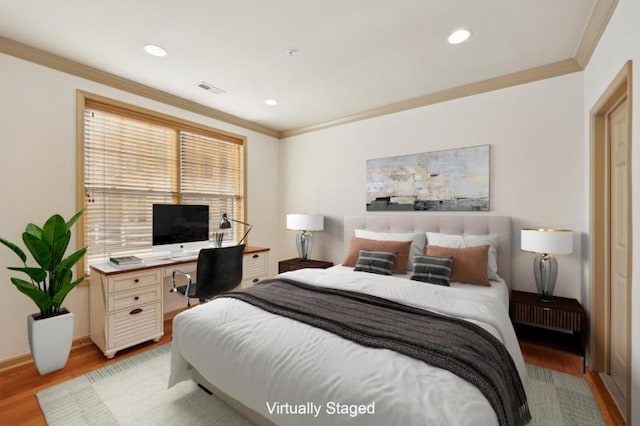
[218,213,252,245]
[521,228,573,255]
[286,214,324,231]
[219,213,232,229]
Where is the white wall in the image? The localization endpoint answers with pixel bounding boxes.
[280,72,585,298]
[0,53,280,362]
[582,0,639,422]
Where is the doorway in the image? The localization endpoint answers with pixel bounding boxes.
[590,60,632,421]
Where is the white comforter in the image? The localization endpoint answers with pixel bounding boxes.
[169,268,526,426]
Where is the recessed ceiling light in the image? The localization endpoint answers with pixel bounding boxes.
[143,44,168,57]
[447,29,471,45]
[264,99,278,106]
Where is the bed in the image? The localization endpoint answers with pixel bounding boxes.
[169,215,529,426]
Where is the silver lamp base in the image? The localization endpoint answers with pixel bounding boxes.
[533,253,558,302]
[296,231,313,260]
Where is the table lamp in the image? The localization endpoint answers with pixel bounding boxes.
[521,228,573,301]
[286,214,324,260]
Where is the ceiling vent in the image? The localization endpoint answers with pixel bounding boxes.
[196,81,225,95]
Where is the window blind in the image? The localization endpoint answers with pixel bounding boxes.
[82,99,245,274]
[180,131,246,244]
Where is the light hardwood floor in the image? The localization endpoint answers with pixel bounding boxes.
[520,341,626,426]
[0,320,625,425]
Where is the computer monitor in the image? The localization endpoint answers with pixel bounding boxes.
[152,204,209,256]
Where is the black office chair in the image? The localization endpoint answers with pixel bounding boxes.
[170,244,245,307]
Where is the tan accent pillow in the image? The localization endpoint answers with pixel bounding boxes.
[426,245,490,286]
[343,237,411,274]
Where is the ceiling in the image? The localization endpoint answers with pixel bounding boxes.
[0,1,608,135]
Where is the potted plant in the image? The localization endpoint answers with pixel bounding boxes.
[0,211,86,374]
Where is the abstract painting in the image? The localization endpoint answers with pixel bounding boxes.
[366,145,490,211]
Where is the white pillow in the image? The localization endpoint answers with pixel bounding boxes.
[425,232,499,280]
[354,230,426,272]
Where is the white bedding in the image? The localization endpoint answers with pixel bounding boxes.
[335,265,511,310]
[169,267,525,426]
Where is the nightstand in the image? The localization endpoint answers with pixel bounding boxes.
[510,290,586,372]
[278,258,334,273]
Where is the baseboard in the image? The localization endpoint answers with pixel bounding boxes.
[0,335,93,373]
[586,369,626,424]
[1,314,182,373]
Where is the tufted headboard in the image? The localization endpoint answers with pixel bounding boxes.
[344,215,512,287]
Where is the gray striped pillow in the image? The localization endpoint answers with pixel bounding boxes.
[354,250,397,275]
[411,255,454,286]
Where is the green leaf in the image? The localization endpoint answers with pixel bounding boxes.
[51,276,83,309]
[51,269,71,302]
[42,215,71,270]
[55,247,87,277]
[11,278,52,314]
[7,266,47,283]
[66,210,84,231]
[0,237,27,263]
[25,223,43,239]
[22,232,51,271]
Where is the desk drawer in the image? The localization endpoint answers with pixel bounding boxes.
[109,286,161,312]
[108,269,162,293]
[241,276,265,289]
[244,252,267,278]
[109,302,161,348]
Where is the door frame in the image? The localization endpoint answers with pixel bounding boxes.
[589,60,632,419]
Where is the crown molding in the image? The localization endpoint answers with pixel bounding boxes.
[0,36,280,139]
[0,0,618,140]
[280,0,618,138]
[574,0,619,68]
[280,58,581,139]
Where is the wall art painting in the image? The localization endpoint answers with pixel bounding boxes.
[366,145,490,211]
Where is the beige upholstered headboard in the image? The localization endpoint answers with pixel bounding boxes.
[344,215,512,287]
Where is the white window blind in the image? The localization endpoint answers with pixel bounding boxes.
[180,131,246,242]
[82,99,245,273]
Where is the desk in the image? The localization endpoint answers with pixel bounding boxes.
[89,246,269,358]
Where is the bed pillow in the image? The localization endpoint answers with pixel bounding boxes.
[354,229,426,271]
[426,232,499,280]
[426,245,491,286]
[354,250,397,275]
[410,255,454,286]
[343,237,411,273]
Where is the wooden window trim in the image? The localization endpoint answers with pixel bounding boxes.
[76,90,248,282]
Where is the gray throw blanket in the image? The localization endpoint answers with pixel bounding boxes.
[221,278,531,426]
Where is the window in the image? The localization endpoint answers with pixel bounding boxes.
[79,94,246,274]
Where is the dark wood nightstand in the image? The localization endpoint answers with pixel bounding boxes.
[278,258,334,273]
[510,290,587,372]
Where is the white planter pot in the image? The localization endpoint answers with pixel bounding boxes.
[27,309,74,375]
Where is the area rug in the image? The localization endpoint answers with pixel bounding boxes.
[37,344,605,425]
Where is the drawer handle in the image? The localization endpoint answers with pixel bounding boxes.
[253,278,259,283]
[134,296,139,301]
[542,307,551,311]
[253,254,259,259]
[130,308,143,315]
[134,278,140,283]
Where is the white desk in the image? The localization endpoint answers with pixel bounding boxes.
[89,246,270,358]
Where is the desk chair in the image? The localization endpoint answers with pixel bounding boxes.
[170,244,245,307]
